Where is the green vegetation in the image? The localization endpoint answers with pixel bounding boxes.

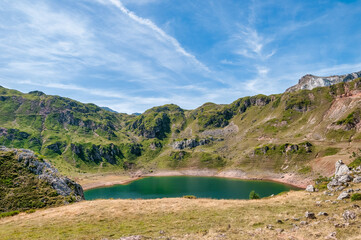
[314,176,331,190]
[0,210,19,218]
[349,157,361,169]
[324,147,340,156]
[298,166,312,174]
[249,190,260,199]
[351,193,361,201]
[0,150,66,213]
[0,77,360,177]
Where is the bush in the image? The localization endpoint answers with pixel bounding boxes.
[249,190,260,199]
[0,210,19,218]
[351,193,361,201]
[183,195,197,199]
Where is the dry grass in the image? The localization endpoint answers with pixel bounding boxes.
[1,183,361,240]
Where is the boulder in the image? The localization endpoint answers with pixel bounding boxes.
[338,174,353,183]
[337,192,350,200]
[335,160,351,177]
[305,211,316,219]
[353,176,361,183]
[342,210,356,222]
[306,185,315,192]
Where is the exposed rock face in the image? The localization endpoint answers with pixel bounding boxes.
[343,210,356,222]
[170,138,213,150]
[335,160,351,177]
[286,71,361,92]
[305,185,315,192]
[0,146,84,201]
[327,160,353,191]
[337,192,350,200]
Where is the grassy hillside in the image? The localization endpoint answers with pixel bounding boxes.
[0,149,77,214]
[1,77,361,178]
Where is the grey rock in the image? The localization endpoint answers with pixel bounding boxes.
[170,138,213,150]
[343,210,356,222]
[338,174,353,183]
[119,236,144,240]
[13,148,84,201]
[353,176,361,183]
[266,224,274,230]
[285,71,361,93]
[305,211,316,219]
[306,185,315,192]
[337,192,350,200]
[300,221,308,225]
[317,212,329,216]
[335,160,351,177]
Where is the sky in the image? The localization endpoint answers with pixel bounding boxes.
[1,0,361,114]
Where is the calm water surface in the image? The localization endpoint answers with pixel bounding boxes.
[84,176,298,200]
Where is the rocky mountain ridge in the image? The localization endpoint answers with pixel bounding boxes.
[286,70,361,92]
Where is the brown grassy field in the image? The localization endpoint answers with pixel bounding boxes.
[1,182,360,240]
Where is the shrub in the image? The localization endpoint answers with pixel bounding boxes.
[351,193,361,201]
[183,195,197,199]
[249,190,260,199]
[349,157,361,169]
[0,210,19,218]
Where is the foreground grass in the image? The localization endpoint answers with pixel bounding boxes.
[1,186,361,240]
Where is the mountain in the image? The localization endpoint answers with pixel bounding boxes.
[286,70,361,92]
[101,107,118,113]
[1,72,361,179]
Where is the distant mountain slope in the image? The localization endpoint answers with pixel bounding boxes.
[101,107,118,113]
[286,70,361,92]
[0,72,361,178]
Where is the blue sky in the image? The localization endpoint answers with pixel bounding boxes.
[1,0,361,113]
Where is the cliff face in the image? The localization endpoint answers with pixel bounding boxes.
[286,71,361,92]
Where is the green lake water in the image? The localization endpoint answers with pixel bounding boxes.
[84,176,299,200]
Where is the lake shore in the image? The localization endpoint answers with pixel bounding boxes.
[79,169,312,190]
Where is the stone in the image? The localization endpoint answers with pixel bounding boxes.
[266,224,274,230]
[276,219,283,224]
[342,210,356,222]
[353,176,361,183]
[335,160,351,177]
[325,232,337,240]
[306,185,315,192]
[317,212,328,216]
[300,221,308,225]
[305,211,316,219]
[338,174,353,183]
[119,236,144,240]
[275,228,284,234]
[337,192,350,200]
[293,217,300,221]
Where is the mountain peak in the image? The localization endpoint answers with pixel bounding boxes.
[285,70,361,93]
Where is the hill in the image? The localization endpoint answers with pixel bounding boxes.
[0,71,361,181]
[0,147,83,214]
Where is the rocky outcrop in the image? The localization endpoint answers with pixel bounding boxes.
[286,71,361,92]
[0,146,84,201]
[170,138,214,150]
[335,160,351,177]
[71,143,124,165]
